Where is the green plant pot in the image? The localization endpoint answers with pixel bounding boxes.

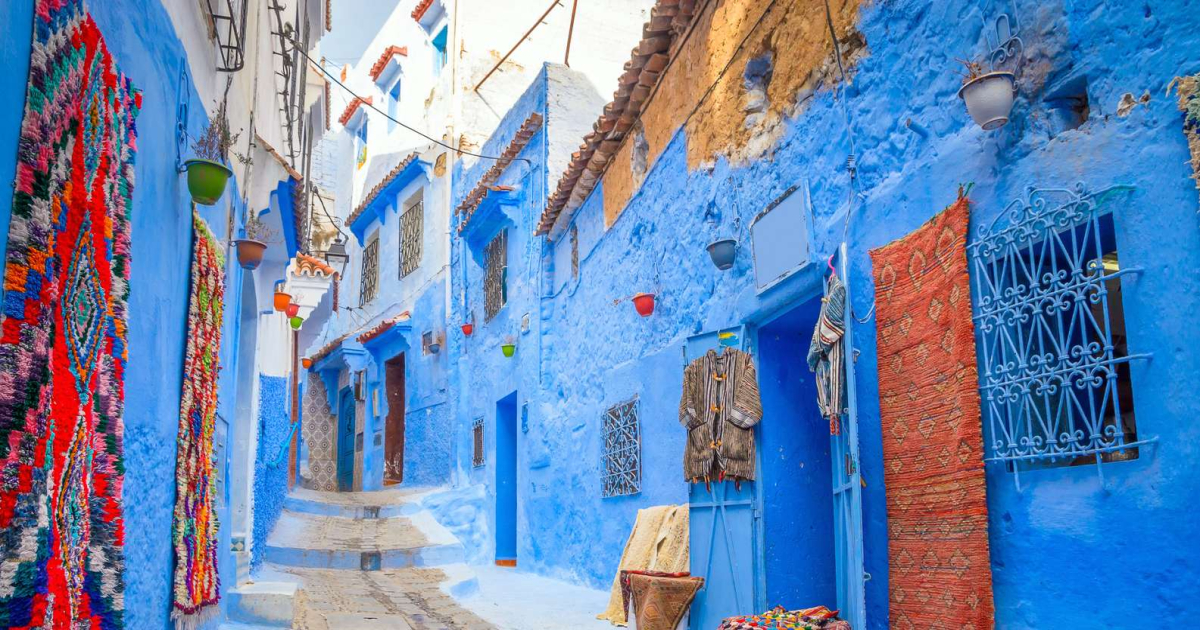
[501,343,516,358]
[289,315,303,330]
[185,158,233,205]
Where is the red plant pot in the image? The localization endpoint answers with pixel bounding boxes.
[461,323,474,336]
[286,303,300,318]
[301,358,313,369]
[632,293,656,317]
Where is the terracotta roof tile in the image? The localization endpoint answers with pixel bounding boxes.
[536,0,700,237]
[294,253,335,278]
[357,312,411,344]
[338,95,372,127]
[369,45,408,81]
[255,133,301,181]
[455,112,543,233]
[326,0,332,31]
[308,332,352,364]
[346,151,422,229]
[411,0,436,22]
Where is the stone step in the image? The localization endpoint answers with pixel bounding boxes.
[283,487,434,519]
[225,579,298,627]
[264,510,466,571]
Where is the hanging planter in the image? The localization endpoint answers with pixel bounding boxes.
[461,323,474,336]
[285,303,300,318]
[289,315,303,330]
[501,343,516,358]
[184,159,233,205]
[632,293,656,317]
[957,62,1016,131]
[301,358,313,369]
[273,289,292,312]
[707,238,738,271]
[232,239,266,270]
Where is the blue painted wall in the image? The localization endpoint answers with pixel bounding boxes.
[0,1,246,627]
[437,0,1200,626]
[252,374,290,571]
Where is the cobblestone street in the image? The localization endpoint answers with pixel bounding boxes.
[283,567,495,630]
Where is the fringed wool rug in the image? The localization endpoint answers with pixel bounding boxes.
[0,0,139,627]
[870,196,995,630]
[170,212,225,628]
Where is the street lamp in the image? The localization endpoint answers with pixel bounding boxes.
[322,235,350,277]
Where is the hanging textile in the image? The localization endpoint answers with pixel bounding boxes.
[0,0,140,626]
[807,273,847,434]
[869,196,994,630]
[599,505,690,626]
[717,605,851,630]
[625,572,704,630]
[678,347,763,482]
[170,212,226,627]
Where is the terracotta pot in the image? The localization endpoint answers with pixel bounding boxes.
[501,343,516,358]
[289,315,303,330]
[632,293,656,317]
[461,323,474,336]
[285,303,300,318]
[707,238,738,271]
[958,71,1017,131]
[273,291,291,312]
[233,239,266,270]
[301,358,313,369]
[184,158,233,205]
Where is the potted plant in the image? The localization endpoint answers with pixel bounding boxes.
[289,315,304,330]
[632,293,656,317]
[234,212,274,270]
[461,323,474,336]
[184,99,240,205]
[273,281,291,312]
[501,336,516,358]
[301,357,313,369]
[707,238,738,270]
[957,58,1016,131]
[285,302,300,318]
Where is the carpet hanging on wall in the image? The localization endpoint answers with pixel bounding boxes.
[0,0,140,628]
[170,212,225,628]
[869,196,995,630]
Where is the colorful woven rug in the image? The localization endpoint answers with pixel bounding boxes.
[0,1,139,627]
[870,196,995,630]
[170,212,225,628]
[717,605,849,630]
[626,572,703,630]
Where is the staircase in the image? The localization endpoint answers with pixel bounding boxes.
[222,487,477,628]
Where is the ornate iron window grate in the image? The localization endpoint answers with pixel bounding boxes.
[484,229,508,321]
[967,184,1154,481]
[472,418,485,467]
[359,236,379,306]
[400,200,423,278]
[602,397,642,498]
[205,0,249,72]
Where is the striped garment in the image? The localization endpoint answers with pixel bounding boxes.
[678,348,763,481]
[807,273,847,434]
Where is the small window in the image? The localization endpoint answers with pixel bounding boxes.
[570,224,579,280]
[602,397,641,498]
[355,116,369,170]
[400,198,423,278]
[421,331,435,355]
[969,186,1144,474]
[484,229,508,321]
[359,235,379,306]
[472,417,485,467]
[387,78,401,133]
[432,26,448,76]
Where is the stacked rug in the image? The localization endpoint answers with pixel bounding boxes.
[599,505,690,626]
[170,212,226,628]
[0,0,140,627]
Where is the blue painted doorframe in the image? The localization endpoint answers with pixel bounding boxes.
[337,388,355,492]
[495,392,519,562]
[686,327,766,629]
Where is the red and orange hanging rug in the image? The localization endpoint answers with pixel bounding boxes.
[870,196,995,630]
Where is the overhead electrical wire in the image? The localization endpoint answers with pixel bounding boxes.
[283,34,530,165]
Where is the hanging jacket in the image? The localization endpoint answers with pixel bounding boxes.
[807,273,847,433]
[678,347,763,481]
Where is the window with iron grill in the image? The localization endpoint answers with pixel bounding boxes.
[204,0,249,72]
[968,185,1148,476]
[400,200,423,278]
[484,229,508,321]
[472,418,485,467]
[570,224,579,280]
[359,236,379,306]
[602,397,641,498]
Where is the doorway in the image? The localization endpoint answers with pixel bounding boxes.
[337,387,356,492]
[383,354,405,485]
[495,392,518,565]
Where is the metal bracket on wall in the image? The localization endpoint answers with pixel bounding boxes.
[175,63,189,174]
[981,0,1024,74]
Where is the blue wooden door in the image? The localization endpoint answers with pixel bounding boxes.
[495,392,518,563]
[337,388,355,492]
[686,327,764,629]
[831,243,866,629]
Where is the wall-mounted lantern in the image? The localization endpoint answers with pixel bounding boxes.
[322,235,350,277]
